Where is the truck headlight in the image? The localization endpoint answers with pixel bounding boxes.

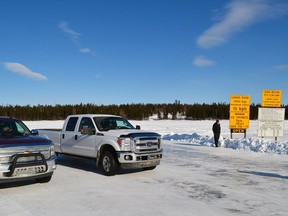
[49,145,55,158]
[117,138,131,151]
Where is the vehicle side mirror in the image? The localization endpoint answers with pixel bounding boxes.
[80,126,96,135]
[136,125,141,130]
[31,129,39,135]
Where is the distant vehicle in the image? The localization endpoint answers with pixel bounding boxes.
[0,116,56,184]
[38,114,163,176]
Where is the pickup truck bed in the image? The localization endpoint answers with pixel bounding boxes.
[38,129,62,153]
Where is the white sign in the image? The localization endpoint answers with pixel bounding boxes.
[258,108,285,137]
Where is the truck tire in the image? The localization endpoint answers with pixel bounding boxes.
[101,151,119,176]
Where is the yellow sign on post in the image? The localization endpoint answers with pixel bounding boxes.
[229,112,250,129]
[229,95,250,130]
[262,90,282,107]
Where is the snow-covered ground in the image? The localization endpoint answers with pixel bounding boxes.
[0,119,287,216]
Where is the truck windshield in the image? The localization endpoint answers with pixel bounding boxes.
[93,117,135,131]
[0,119,31,137]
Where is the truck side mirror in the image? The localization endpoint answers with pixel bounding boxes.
[136,125,141,130]
[31,129,39,135]
[80,126,96,135]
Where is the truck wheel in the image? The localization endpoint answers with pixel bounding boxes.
[101,151,119,176]
[36,175,52,183]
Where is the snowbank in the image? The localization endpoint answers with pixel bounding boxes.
[163,133,288,154]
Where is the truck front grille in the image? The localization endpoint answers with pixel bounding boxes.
[133,137,161,153]
[0,146,51,163]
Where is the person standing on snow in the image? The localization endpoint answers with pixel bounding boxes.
[212,120,221,147]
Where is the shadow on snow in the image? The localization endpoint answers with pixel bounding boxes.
[238,170,288,180]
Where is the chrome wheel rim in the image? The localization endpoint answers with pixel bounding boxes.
[103,156,111,172]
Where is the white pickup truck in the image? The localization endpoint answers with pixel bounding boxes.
[38,114,162,176]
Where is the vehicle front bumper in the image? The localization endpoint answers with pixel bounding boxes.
[0,158,56,182]
[117,150,163,169]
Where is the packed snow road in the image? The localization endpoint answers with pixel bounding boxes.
[0,140,287,216]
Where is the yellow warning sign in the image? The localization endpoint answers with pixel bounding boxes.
[229,95,250,129]
[229,112,250,129]
[262,90,282,107]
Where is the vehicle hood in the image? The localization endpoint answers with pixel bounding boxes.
[0,135,52,146]
[100,129,161,138]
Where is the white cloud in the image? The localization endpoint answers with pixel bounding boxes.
[274,64,288,71]
[193,56,215,67]
[79,48,92,53]
[3,62,47,80]
[197,0,288,49]
[59,21,94,55]
[58,21,81,41]
[275,64,288,70]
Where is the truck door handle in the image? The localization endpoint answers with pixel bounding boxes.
[75,135,78,140]
[62,134,65,139]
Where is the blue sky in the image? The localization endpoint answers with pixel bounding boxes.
[1,0,288,106]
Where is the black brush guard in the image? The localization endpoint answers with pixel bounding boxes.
[5,152,48,177]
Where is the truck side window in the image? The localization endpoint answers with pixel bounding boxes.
[65,117,78,131]
[78,117,95,132]
[0,121,13,136]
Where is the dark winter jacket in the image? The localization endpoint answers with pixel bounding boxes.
[212,122,221,135]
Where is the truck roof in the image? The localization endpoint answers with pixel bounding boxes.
[67,114,121,118]
[0,116,18,121]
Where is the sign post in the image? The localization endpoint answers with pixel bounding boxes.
[229,95,250,138]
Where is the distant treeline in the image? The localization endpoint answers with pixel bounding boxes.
[0,103,287,121]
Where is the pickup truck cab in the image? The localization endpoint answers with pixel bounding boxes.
[38,114,162,176]
[0,116,56,184]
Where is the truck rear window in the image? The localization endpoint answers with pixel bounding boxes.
[65,117,78,131]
